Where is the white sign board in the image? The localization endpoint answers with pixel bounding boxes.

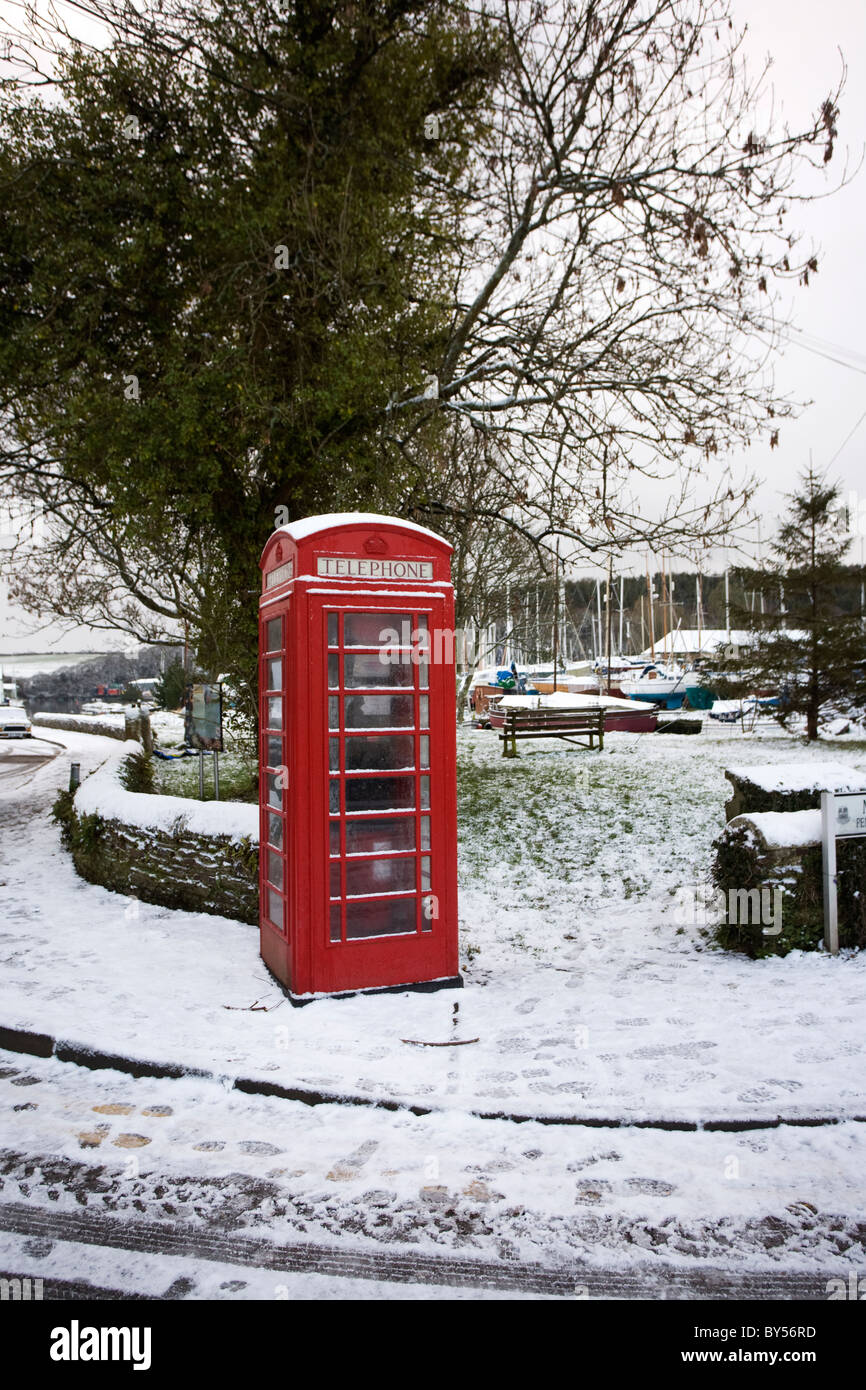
[266,559,294,589]
[832,792,866,838]
[316,556,433,581]
[821,790,866,954]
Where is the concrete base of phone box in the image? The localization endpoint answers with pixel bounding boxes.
[261,961,464,1007]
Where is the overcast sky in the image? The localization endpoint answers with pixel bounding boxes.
[1,1,864,654]
[726,0,866,552]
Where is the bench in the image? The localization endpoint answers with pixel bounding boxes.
[497,706,605,757]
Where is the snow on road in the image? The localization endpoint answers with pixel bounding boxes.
[2,1048,864,1285]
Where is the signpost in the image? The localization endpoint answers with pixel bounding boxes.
[184,683,224,801]
[820,790,866,954]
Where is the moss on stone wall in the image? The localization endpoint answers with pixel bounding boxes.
[53,785,258,925]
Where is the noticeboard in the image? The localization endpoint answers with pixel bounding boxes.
[821,789,866,955]
[184,683,223,752]
[831,792,866,838]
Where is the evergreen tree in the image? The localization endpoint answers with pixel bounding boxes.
[154,659,188,711]
[712,470,866,740]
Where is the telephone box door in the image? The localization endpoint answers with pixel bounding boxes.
[310,594,456,994]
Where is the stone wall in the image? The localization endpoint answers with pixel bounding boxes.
[68,815,259,924]
[34,713,127,741]
[55,748,259,925]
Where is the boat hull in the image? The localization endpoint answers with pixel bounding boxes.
[625,690,687,710]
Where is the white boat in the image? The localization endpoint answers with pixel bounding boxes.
[616,662,704,708]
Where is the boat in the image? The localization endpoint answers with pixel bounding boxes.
[708,696,780,724]
[616,662,705,710]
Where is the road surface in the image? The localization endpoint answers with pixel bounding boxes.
[0,736,60,793]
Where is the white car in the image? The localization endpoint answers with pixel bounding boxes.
[0,705,32,738]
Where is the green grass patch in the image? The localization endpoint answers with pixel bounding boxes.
[153,751,258,803]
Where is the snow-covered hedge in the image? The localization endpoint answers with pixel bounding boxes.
[58,744,259,925]
[714,763,866,958]
[724,762,863,821]
[728,809,821,851]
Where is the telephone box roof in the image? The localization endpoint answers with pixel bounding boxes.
[275,513,451,548]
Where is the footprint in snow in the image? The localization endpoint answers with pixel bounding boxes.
[515,999,540,1016]
[631,1041,716,1059]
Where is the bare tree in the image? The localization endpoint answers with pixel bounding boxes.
[387,0,845,562]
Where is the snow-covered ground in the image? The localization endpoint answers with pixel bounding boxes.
[1,724,865,1291]
[6,727,864,1124]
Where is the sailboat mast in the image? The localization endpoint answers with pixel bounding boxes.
[668,561,675,658]
[696,573,703,656]
[552,546,560,689]
[725,563,731,644]
[757,519,765,616]
[596,577,603,664]
[646,557,656,660]
[606,555,613,694]
[660,552,668,659]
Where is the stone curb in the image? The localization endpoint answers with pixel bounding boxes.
[2,1021,863,1134]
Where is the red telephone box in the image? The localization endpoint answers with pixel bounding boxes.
[258,513,460,998]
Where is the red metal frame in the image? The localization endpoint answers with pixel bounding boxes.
[258,517,459,997]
